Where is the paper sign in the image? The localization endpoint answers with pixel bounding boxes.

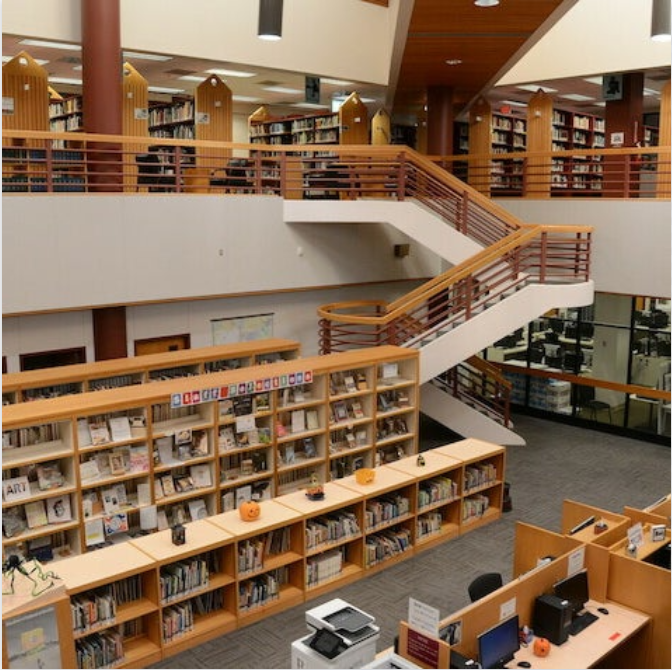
[408,597,439,638]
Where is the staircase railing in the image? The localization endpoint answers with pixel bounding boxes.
[434,355,513,428]
[317,224,592,353]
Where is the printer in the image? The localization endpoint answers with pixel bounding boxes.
[291,598,381,669]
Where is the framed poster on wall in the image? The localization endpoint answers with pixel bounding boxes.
[211,313,274,345]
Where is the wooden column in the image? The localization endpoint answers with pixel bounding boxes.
[468,97,493,195]
[81,0,123,190]
[657,80,671,198]
[371,108,391,145]
[526,90,554,198]
[122,62,149,192]
[426,86,454,159]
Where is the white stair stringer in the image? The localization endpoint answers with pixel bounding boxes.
[284,199,484,266]
[416,280,595,384]
[421,382,526,446]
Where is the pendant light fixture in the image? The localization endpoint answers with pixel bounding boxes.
[258,0,284,41]
[651,0,671,41]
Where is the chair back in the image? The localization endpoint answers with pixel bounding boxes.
[468,572,503,602]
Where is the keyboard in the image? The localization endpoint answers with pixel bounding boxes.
[569,611,598,636]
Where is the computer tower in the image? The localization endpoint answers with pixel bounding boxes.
[532,594,572,645]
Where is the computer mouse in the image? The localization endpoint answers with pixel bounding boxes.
[598,606,609,615]
[517,662,532,668]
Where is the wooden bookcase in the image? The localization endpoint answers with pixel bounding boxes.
[1,346,418,561]
[2,338,301,404]
[20,438,505,668]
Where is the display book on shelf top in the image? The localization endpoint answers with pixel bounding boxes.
[25,438,504,668]
[1,345,419,561]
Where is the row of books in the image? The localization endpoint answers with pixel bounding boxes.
[276,408,320,437]
[238,568,285,612]
[462,494,491,520]
[418,476,458,508]
[330,428,367,453]
[306,547,344,586]
[88,374,140,392]
[110,574,144,605]
[219,425,272,451]
[160,557,212,603]
[330,399,366,424]
[75,630,124,670]
[203,357,245,373]
[71,589,117,633]
[151,403,195,425]
[416,511,444,539]
[21,381,80,401]
[365,495,411,529]
[238,538,266,574]
[365,527,412,567]
[464,463,497,491]
[162,601,194,643]
[80,445,149,482]
[3,422,60,449]
[329,370,367,395]
[305,511,361,549]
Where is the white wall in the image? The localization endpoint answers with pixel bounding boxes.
[496,199,671,299]
[2,0,399,86]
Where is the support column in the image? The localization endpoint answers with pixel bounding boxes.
[426,86,454,161]
[604,72,644,197]
[81,0,123,190]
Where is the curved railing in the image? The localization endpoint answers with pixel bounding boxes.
[317,225,592,353]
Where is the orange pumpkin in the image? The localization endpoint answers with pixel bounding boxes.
[239,499,261,522]
[533,637,551,657]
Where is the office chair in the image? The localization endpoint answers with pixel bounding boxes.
[467,572,503,602]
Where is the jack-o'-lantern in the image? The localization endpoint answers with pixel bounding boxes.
[533,637,551,657]
[239,499,261,522]
[355,468,376,485]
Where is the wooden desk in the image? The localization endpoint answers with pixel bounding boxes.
[506,601,650,669]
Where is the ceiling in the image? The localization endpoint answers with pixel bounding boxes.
[2,0,669,127]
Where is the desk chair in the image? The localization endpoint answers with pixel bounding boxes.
[468,572,503,602]
[576,385,613,423]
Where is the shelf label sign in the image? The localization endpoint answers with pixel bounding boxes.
[2,97,15,115]
[170,370,313,407]
[2,475,31,502]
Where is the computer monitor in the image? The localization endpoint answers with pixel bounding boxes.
[553,569,589,617]
[477,614,520,669]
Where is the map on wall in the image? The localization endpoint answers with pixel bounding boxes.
[211,313,274,345]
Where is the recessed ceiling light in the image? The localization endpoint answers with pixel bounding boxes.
[643,87,660,96]
[262,85,302,95]
[445,59,463,66]
[516,84,557,94]
[474,0,499,6]
[233,95,263,103]
[122,50,173,62]
[558,93,595,102]
[291,102,329,110]
[20,39,81,51]
[583,77,603,86]
[321,78,355,87]
[48,76,83,85]
[178,75,208,83]
[206,68,256,78]
[148,86,186,94]
[501,100,528,107]
[2,55,49,66]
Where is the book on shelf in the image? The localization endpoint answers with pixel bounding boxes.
[188,498,208,521]
[344,375,357,393]
[171,504,188,525]
[219,398,234,417]
[161,475,176,497]
[46,495,72,523]
[95,452,112,477]
[346,432,357,449]
[254,393,271,412]
[306,409,319,431]
[128,446,150,473]
[356,430,368,446]
[275,420,289,438]
[2,508,27,537]
[139,504,158,531]
[84,518,106,546]
[221,490,235,512]
[77,418,92,447]
[157,509,170,531]
[190,463,213,488]
[89,420,111,446]
[27,535,53,563]
[108,416,132,442]
[24,500,49,528]
[2,475,31,503]
[103,512,129,536]
[219,426,237,451]
[80,458,101,482]
[303,436,317,458]
[291,409,306,433]
[175,428,193,446]
[174,475,195,493]
[108,447,130,475]
[333,401,349,422]
[137,482,151,506]
[102,486,123,514]
[192,430,209,456]
[156,436,178,465]
[235,484,253,507]
[283,444,295,465]
[154,476,165,499]
[351,401,365,419]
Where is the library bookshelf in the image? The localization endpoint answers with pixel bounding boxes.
[1,346,419,562]
[2,338,301,404]
[12,438,506,668]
